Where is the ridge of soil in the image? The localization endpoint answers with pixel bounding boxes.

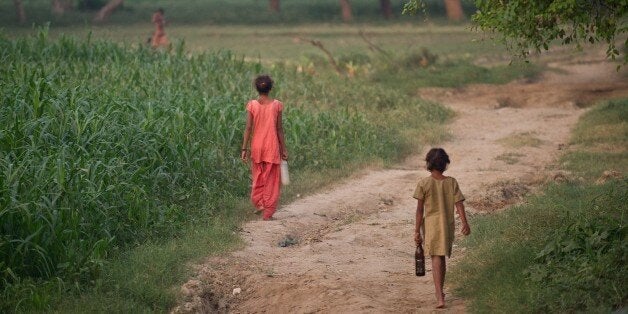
[173,57,627,313]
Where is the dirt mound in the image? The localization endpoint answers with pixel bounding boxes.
[467,181,530,212]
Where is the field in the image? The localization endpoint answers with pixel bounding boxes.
[1,27,462,311]
[2,0,625,313]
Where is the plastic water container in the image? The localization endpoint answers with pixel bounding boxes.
[280,160,290,185]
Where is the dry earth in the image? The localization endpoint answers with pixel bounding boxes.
[173,56,627,313]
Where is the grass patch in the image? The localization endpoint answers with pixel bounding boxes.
[372,52,542,94]
[451,99,628,312]
[494,152,524,164]
[570,99,628,151]
[497,132,543,148]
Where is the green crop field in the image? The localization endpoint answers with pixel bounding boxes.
[0,29,456,312]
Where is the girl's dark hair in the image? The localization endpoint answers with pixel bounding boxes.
[254,75,273,94]
[157,8,164,13]
[425,148,450,172]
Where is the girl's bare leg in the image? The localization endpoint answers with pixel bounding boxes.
[431,256,446,308]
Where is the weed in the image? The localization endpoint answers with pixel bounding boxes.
[497,132,543,148]
[495,152,524,164]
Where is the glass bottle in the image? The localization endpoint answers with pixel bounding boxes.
[415,244,425,276]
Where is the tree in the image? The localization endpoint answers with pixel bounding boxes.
[380,0,393,19]
[443,0,463,21]
[403,0,627,63]
[13,0,26,23]
[94,0,124,22]
[340,0,352,22]
[269,0,280,13]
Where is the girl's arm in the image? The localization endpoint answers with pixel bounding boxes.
[276,111,288,160]
[241,111,253,162]
[455,201,471,235]
[415,199,424,245]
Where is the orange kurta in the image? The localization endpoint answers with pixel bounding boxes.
[151,12,169,47]
[247,100,283,164]
[247,99,283,219]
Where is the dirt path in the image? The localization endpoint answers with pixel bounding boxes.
[173,58,627,313]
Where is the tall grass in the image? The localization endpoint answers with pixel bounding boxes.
[451,99,628,313]
[0,30,450,312]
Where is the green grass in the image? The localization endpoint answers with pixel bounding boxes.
[0,30,451,313]
[371,51,542,94]
[497,132,543,148]
[451,99,628,313]
[494,152,524,164]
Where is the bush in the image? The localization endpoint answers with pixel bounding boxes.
[527,181,628,312]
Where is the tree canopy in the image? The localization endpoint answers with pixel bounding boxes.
[404,0,628,63]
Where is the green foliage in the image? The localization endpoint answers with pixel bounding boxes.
[454,182,628,313]
[527,185,628,311]
[0,30,450,312]
[472,0,627,63]
[405,0,628,63]
[451,99,628,313]
[371,48,541,93]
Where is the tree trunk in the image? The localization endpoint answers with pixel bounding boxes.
[269,0,280,12]
[443,0,464,21]
[380,0,392,19]
[52,0,73,15]
[14,0,26,23]
[94,0,124,22]
[340,0,352,22]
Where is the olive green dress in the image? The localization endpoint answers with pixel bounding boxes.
[413,176,465,257]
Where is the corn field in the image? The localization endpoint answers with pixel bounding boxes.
[0,31,450,311]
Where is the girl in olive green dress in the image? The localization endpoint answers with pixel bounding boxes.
[413,148,470,309]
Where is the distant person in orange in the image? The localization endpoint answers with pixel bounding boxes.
[241,75,289,221]
[151,8,169,48]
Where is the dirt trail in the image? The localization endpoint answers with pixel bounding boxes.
[173,58,627,313]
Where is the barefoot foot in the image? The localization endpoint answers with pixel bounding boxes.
[436,294,445,309]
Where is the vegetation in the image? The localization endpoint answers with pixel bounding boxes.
[0,2,565,312]
[3,0,476,27]
[405,0,628,63]
[370,51,540,93]
[0,29,452,312]
[451,99,628,313]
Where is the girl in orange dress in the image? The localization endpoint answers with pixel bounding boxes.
[241,75,288,220]
[151,8,169,48]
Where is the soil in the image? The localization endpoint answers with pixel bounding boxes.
[172,55,628,313]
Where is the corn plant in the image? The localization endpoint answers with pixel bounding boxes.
[0,30,449,312]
